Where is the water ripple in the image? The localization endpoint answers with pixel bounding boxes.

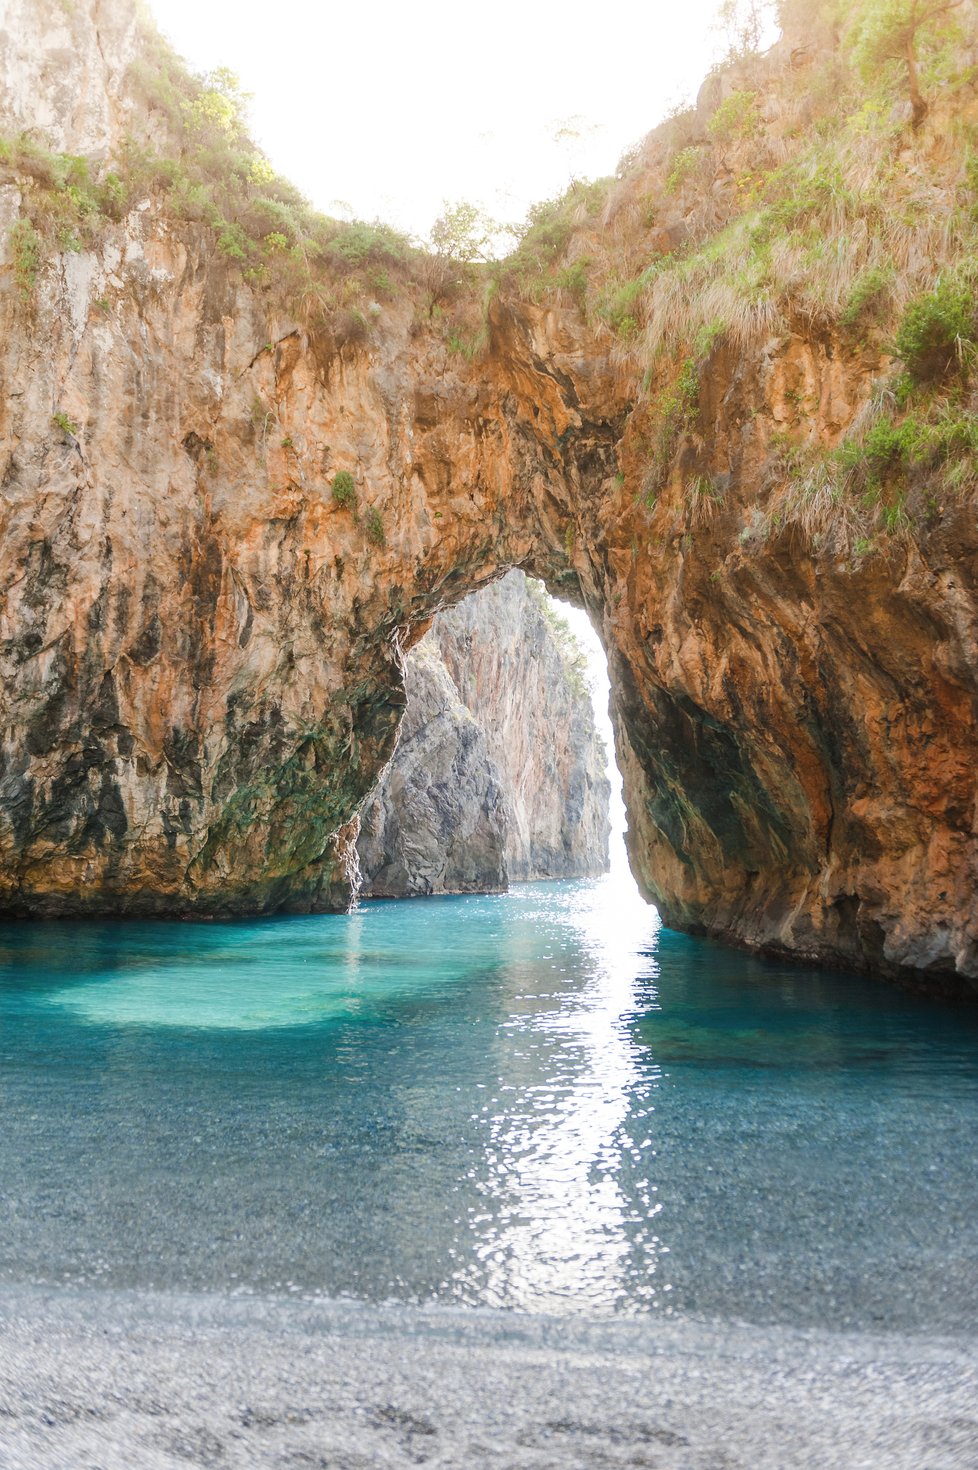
[0,877,976,1329]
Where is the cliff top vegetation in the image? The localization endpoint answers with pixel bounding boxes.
[490,0,978,553]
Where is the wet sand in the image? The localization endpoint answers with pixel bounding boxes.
[1,1286,976,1469]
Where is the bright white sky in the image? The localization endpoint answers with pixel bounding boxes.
[147,0,745,241]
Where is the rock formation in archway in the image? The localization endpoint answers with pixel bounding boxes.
[357,571,610,896]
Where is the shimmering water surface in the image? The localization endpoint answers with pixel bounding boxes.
[1,879,976,1331]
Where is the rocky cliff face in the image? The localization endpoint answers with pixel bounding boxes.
[358,571,610,895]
[356,637,508,898]
[430,572,610,882]
[1,0,977,993]
[0,0,140,157]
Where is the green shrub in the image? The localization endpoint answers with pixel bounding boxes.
[0,138,134,282]
[1,14,422,330]
[881,498,910,532]
[707,90,760,144]
[10,217,41,299]
[331,470,357,508]
[184,67,248,138]
[644,356,701,503]
[666,146,701,193]
[99,171,127,218]
[429,200,493,262]
[500,179,610,297]
[749,159,856,248]
[693,318,726,358]
[444,323,488,358]
[640,326,723,501]
[57,225,82,253]
[364,506,385,546]
[325,220,409,268]
[835,415,905,480]
[553,258,590,304]
[216,220,249,259]
[862,415,909,467]
[52,410,78,437]
[598,273,648,336]
[367,266,396,297]
[840,264,892,328]
[817,403,978,528]
[894,279,976,380]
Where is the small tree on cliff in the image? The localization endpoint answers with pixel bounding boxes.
[850,0,964,128]
[185,67,250,139]
[716,0,777,58]
[421,200,496,315]
[428,201,495,263]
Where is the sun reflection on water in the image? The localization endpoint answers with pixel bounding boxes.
[460,878,668,1312]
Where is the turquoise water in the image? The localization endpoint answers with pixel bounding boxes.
[1,877,976,1331]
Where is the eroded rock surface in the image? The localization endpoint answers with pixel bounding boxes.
[358,572,610,896]
[0,0,140,157]
[431,572,610,883]
[1,0,977,992]
[356,639,508,898]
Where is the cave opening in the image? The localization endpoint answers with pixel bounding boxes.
[354,569,638,904]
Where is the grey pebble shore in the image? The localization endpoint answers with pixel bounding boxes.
[1,1286,976,1469]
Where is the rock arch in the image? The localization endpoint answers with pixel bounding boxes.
[3,265,975,996]
[1,0,977,993]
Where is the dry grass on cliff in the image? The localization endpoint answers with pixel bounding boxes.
[500,0,978,555]
[627,84,976,373]
[766,383,978,547]
[499,0,978,383]
[0,15,437,338]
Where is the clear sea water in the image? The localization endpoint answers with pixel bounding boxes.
[1,877,976,1333]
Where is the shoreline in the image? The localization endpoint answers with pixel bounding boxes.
[1,1284,976,1469]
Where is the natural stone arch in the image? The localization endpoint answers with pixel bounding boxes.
[3,261,975,997]
[2,0,977,996]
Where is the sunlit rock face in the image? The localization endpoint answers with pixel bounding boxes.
[356,639,509,898]
[2,0,978,992]
[430,572,610,883]
[0,0,140,156]
[358,572,610,896]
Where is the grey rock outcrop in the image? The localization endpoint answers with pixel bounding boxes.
[356,640,508,897]
[0,0,139,157]
[434,573,612,882]
[358,573,611,896]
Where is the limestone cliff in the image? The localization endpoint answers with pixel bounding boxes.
[356,637,508,898]
[430,572,610,882]
[358,572,610,895]
[1,0,978,993]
